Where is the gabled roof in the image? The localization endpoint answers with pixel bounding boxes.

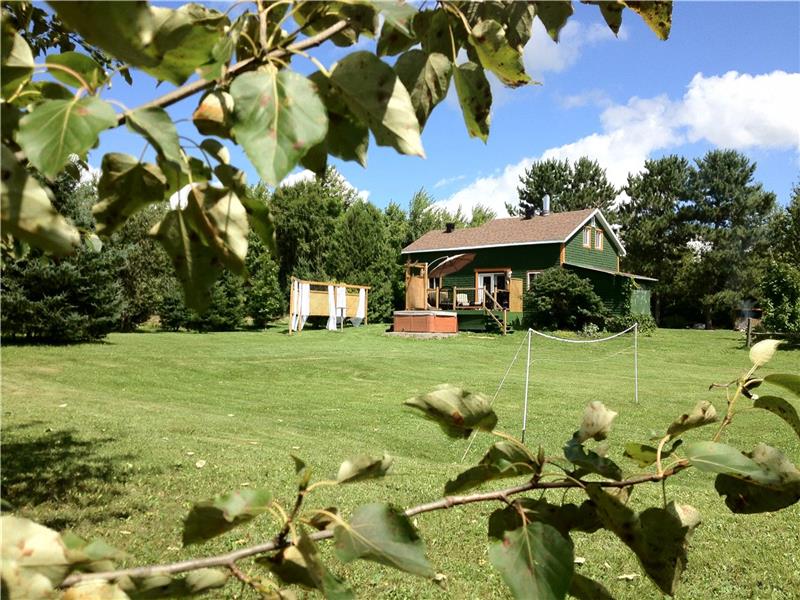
[402,208,626,256]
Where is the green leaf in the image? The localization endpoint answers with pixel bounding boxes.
[404,384,497,439]
[333,503,433,577]
[585,485,701,596]
[376,0,417,37]
[377,20,416,57]
[534,0,574,41]
[468,19,531,88]
[684,441,781,486]
[623,0,672,40]
[1,515,71,599]
[453,62,491,142]
[309,71,369,167]
[16,96,117,178]
[157,154,211,200]
[569,573,615,600]
[714,446,800,514]
[763,373,800,398]
[576,401,618,443]
[144,4,230,85]
[445,440,540,494]
[182,184,249,274]
[125,107,184,169]
[488,522,574,600]
[200,139,230,165]
[94,153,167,236]
[394,50,452,130]
[753,395,800,439]
[45,52,107,91]
[61,531,125,567]
[564,438,622,480]
[185,568,229,593]
[52,2,160,68]
[593,1,625,36]
[193,90,235,139]
[149,208,222,311]
[182,488,272,546]
[236,180,277,256]
[623,440,682,468]
[488,498,601,540]
[266,531,353,598]
[328,51,424,157]
[293,2,378,48]
[336,453,393,484]
[749,338,782,367]
[1,25,35,100]
[231,67,328,186]
[666,400,717,439]
[413,9,451,56]
[504,2,538,50]
[300,142,328,177]
[1,145,80,255]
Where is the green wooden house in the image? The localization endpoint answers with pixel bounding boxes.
[400,208,655,331]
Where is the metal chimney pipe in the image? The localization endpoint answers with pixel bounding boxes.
[542,194,550,216]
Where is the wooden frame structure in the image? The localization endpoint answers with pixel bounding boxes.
[289,276,369,335]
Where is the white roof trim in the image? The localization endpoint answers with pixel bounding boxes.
[563,209,626,257]
[401,239,562,254]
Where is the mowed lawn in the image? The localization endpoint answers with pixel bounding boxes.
[2,326,799,599]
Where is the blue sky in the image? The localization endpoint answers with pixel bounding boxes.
[88,1,800,214]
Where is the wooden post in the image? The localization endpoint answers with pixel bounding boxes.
[453,286,458,308]
[746,317,753,348]
[365,288,369,325]
[288,277,295,336]
[503,310,507,335]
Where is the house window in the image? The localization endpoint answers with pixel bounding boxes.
[595,229,603,250]
[428,277,441,290]
[526,271,542,288]
[582,227,591,248]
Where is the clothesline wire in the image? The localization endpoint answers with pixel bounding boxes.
[460,332,529,462]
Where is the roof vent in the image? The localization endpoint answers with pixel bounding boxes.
[542,194,550,216]
[445,222,455,233]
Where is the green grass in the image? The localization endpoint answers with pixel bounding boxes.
[2,326,799,599]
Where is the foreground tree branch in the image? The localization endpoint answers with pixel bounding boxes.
[115,18,351,126]
[61,462,688,588]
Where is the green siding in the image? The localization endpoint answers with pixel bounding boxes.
[410,243,562,289]
[565,222,618,271]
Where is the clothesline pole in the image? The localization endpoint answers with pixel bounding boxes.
[521,328,532,444]
[634,322,639,405]
[288,277,295,336]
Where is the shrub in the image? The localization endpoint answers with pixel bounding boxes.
[760,260,800,335]
[187,272,246,332]
[606,313,657,335]
[522,268,606,331]
[0,245,125,344]
[580,322,601,337]
[245,237,285,328]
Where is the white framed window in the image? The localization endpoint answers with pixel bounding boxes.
[595,229,603,250]
[526,270,543,288]
[582,227,591,248]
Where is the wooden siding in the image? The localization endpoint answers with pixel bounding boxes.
[565,223,618,271]
[411,244,562,290]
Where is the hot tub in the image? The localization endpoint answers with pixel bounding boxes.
[392,310,458,334]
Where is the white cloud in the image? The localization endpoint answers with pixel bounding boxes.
[279,169,370,201]
[438,70,800,218]
[559,89,612,109]
[280,169,316,187]
[433,174,467,189]
[524,21,623,78]
[680,71,800,150]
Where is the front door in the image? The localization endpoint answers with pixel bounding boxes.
[478,272,506,305]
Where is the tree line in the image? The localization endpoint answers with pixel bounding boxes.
[515,151,799,330]
[0,166,492,342]
[3,150,797,342]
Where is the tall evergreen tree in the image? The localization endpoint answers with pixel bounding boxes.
[517,157,617,217]
[680,150,777,327]
[331,200,396,322]
[619,156,693,323]
[0,174,124,343]
[270,168,355,286]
